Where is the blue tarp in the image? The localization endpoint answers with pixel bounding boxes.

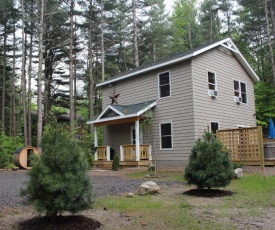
[268,118,275,139]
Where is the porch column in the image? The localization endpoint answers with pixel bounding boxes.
[94,126,98,161]
[135,119,140,161]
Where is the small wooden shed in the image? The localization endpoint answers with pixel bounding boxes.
[13,146,40,169]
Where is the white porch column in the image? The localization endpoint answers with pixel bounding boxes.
[120,146,124,161]
[94,127,98,161]
[135,120,140,161]
[149,145,152,161]
[106,146,110,161]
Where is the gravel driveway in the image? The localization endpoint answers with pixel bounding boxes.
[0,170,180,209]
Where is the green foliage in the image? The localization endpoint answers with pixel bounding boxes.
[184,130,234,190]
[232,162,244,169]
[254,81,275,127]
[21,123,94,220]
[0,133,23,168]
[112,154,120,171]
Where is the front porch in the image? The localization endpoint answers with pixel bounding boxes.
[94,144,152,169]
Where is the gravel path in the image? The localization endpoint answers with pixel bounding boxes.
[0,170,180,209]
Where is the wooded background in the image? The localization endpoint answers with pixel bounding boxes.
[0,0,274,148]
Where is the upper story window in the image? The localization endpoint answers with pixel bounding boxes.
[234,80,247,104]
[208,71,218,97]
[208,71,217,91]
[160,123,173,149]
[159,71,170,98]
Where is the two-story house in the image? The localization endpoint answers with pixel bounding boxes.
[87,38,259,168]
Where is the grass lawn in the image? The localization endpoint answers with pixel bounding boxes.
[94,169,275,230]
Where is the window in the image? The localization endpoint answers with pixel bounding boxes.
[160,123,173,149]
[210,122,219,136]
[208,71,217,91]
[234,80,247,104]
[159,71,170,98]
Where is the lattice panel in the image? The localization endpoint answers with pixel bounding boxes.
[217,127,263,163]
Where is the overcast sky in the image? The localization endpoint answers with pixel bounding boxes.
[164,0,174,13]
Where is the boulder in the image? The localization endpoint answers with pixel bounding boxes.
[234,168,243,178]
[126,192,135,198]
[138,181,160,195]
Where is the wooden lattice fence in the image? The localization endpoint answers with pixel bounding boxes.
[216,126,264,170]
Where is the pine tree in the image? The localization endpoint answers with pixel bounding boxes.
[184,130,234,190]
[21,123,94,222]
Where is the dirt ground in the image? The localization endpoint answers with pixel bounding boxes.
[1,166,275,230]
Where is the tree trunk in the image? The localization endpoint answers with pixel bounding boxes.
[37,0,45,149]
[10,21,16,136]
[101,0,105,81]
[21,0,28,146]
[2,26,7,133]
[265,0,275,85]
[69,0,75,137]
[88,1,95,135]
[132,0,139,67]
[28,29,33,145]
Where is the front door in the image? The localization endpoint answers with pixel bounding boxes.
[130,126,136,144]
[130,126,142,145]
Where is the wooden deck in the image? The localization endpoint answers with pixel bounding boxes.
[94,160,150,170]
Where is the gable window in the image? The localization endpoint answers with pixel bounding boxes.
[210,122,219,136]
[160,123,173,149]
[208,71,217,91]
[234,80,247,104]
[159,71,170,98]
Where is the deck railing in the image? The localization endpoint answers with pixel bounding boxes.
[217,126,264,170]
[120,144,151,161]
[95,146,110,161]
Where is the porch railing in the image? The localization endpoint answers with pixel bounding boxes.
[95,146,110,161]
[120,144,151,161]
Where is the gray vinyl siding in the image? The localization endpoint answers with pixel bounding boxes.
[192,47,256,139]
[101,61,195,164]
[99,46,257,166]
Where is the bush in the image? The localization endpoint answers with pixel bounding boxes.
[184,130,234,190]
[0,134,23,169]
[112,154,120,171]
[21,123,94,221]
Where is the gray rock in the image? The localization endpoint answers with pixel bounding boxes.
[234,168,243,178]
[126,192,135,198]
[138,181,160,195]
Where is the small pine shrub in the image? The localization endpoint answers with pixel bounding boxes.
[112,154,120,171]
[232,162,244,169]
[21,123,94,221]
[184,130,234,190]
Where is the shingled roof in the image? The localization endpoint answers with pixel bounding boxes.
[97,38,259,88]
[87,100,156,125]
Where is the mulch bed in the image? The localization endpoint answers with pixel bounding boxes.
[18,215,101,230]
[183,189,234,197]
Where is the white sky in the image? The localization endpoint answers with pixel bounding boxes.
[164,0,175,13]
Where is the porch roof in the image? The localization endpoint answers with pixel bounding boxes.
[87,100,156,126]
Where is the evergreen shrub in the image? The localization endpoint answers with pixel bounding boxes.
[21,123,94,221]
[112,154,120,171]
[184,130,234,190]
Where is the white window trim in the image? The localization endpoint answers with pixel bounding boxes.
[237,125,250,128]
[233,79,248,104]
[207,70,217,92]
[159,122,173,150]
[158,70,171,99]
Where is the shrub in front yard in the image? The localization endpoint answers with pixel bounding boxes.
[184,130,234,190]
[21,123,94,222]
[112,154,120,171]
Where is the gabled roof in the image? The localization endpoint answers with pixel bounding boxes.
[97,38,259,88]
[87,100,156,125]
